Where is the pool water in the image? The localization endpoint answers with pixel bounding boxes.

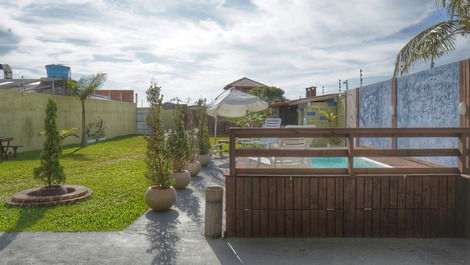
[310,157,389,168]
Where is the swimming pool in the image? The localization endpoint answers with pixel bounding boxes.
[310,157,390,168]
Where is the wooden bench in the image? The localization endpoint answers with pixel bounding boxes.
[7,145,22,158]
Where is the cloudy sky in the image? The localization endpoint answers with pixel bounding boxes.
[1,0,469,105]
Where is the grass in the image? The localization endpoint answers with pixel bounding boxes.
[0,135,151,232]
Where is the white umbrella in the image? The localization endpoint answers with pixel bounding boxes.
[206,88,269,146]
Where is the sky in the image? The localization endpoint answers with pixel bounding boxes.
[1,0,469,106]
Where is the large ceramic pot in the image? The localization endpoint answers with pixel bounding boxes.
[184,161,202,177]
[196,153,211,167]
[170,170,191,189]
[145,186,177,212]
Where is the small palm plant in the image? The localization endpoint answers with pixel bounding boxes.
[145,82,172,188]
[394,0,469,76]
[167,103,189,172]
[319,111,342,145]
[68,73,106,147]
[34,98,66,187]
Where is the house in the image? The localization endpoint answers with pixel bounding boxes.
[223,77,267,92]
[270,86,344,128]
[94,90,134,103]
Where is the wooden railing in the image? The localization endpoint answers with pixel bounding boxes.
[229,127,470,176]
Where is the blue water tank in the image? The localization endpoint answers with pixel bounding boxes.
[45,64,71,79]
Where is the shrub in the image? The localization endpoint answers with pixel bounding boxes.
[33,98,66,187]
[167,104,189,172]
[145,83,172,188]
[196,99,211,155]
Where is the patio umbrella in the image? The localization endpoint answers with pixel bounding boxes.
[206,88,269,146]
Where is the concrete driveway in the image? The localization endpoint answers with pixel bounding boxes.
[1,158,470,265]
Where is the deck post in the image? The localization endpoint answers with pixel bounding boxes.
[348,135,354,176]
[229,129,236,176]
[204,185,224,238]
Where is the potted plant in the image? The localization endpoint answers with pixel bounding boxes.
[184,129,201,177]
[196,99,212,166]
[319,111,343,147]
[167,103,191,189]
[144,83,176,211]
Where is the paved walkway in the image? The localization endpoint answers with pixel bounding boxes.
[1,158,470,265]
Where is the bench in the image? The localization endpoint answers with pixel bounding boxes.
[7,145,22,158]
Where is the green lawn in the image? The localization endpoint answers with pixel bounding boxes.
[0,135,151,232]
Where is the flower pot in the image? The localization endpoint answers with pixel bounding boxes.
[145,186,177,212]
[196,153,211,167]
[184,161,202,177]
[169,170,191,189]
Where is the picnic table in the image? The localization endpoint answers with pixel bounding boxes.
[213,139,229,157]
[0,136,21,160]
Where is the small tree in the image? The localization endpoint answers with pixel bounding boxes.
[167,103,189,172]
[33,98,66,187]
[187,129,198,162]
[68,73,106,147]
[248,86,287,103]
[196,99,211,155]
[145,82,172,188]
[319,111,342,145]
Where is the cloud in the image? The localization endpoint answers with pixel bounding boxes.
[0,0,469,104]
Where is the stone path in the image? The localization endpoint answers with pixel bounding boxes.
[1,158,470,265]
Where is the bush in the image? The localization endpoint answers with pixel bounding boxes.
[167,104,189,171]
[33,98,66,187]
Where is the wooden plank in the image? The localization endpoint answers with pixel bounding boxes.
[311,178,319,209]
[344,177,356,236]
[229,132,236,176]
[422,176,431,236]
[252,210,260,237]
[236,177,244,236]
[380,176,390,237]
[236,148,459,158]
[364,176,373,237]
[236,148,348,157]
[327,210,336,237]
[286,177,294,236]
[269,210,277,237]
[353,148,460,157]
[252,177,260,210]
[236,167,461,176]
[260,177,269,237]
[302,210,311,237]
[294,210,303,237]
[225,176,236,236]
[414,176,423,237]
[336,177,344,237]
[391,77,397,149]
[319,210,327,237]
[389,177,398,237]
[372,176,381,237]
[405,176,414,237]
[276,177,286,236]
[447,176,456,236]
[311,210,319,237]
[231,127,470,138]
[260,209,269,236]
[455,176,465,237]
[243,177,253,237]
[302,178,311,210]
[269,177,277,210]
[294,178,303,210]
[318,178,327,236]
[356,176,364,236]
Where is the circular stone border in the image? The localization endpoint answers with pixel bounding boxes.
[6,185,93,207]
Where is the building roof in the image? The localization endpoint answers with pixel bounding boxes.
[269,93,339,107]
[223,77,267,90]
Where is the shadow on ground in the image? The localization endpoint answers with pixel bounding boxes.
[145,210,180,265]
[0,207,48,251]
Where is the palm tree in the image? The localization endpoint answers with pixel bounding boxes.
[68,73,106,147]
[394,0,469,76]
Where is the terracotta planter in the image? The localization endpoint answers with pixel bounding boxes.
[145,186,177,212]
[196,153,211,167]
[170,170,191,189]
[184,161,202,177]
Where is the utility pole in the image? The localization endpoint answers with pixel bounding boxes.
[338,79,342,93]
[360,69,363,87]
[322,85,324,96]
[343,80,349,91]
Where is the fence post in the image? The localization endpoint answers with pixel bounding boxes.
[230,129,236,176]
[204,185,224,238]
[348,135,354,176]
[391,78,398,149]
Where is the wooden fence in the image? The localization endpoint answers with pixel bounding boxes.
[225,127,470,237]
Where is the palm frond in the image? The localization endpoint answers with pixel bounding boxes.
[393,20,460,76]
[437,0,470,18]
[69,73,107,101]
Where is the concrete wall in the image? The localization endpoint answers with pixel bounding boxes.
[0,89,136,152]
[359,80,392,149]
[355,61,461,166]
[397,62,459,166]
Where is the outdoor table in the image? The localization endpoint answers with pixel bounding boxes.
[214,139,230,157]
[0,136,14,160]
